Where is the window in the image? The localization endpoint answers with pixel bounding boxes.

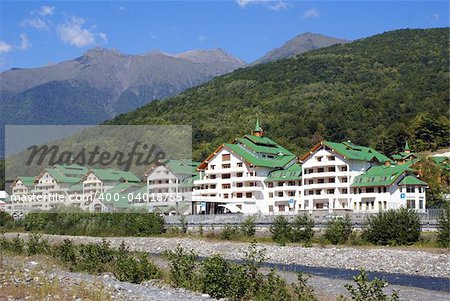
[246,192,252,198]
[329,178,336,183]
[278,205,286,212]
[318,168,324,173]
[383,187,387,193]
[308,179,314,185]
[236,182,243,187]
[277,191,283,197]
[210,165,215,170]
[342,188,348,194]
[222,184,230,189]
[327,189,334,194]
[222,154,230,161]
[237,162,243,167]
[316,203,324,209]
[269,205,274,212]
[237,193,243,198]
[222,163,231,169]
[269,192,273,198]
[406,186,415,193]
[210,184,216,189]
[340,166,348,172]
[278,182,284,187]
[308,190,314,195]
[249,182,256,187]
[307,168,313,174]
[316,156,323,162]
[210,174,216,179]
[222,173,231,179]
[288,181,295,186]
[237,172,243,177]
[288,191,295,196]
[328,156,335,161]
[318,178,325,184]
[268,182,273,188]
[224,194,229,199]
[315,189,321,195]
[366,187,374,193]
[328,166,336,172]
[407,199,415,209]
[341,177,348,183]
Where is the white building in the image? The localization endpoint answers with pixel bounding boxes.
[192,119,301,214]
[82,168,140,198]
[300,141,427,212]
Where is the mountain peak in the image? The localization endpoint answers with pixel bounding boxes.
[253,32,350,65]
[174,48,246,66]
[83,47,120,57]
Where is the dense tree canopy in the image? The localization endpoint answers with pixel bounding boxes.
[108,28,449,161]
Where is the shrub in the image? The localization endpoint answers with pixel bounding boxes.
[324,215,352,245]
[27,233,50,256]
[10,234,24,254]
[221,225,240,240]
[240,216,256,237]
[342,269,399,301]
[76,240,114,273]
[179,216,188,234]
[363,208,421,245]
[270,216,292,246]
[200,255,232,299]
[291,214,315,243]
[0,211,13,227]
[54,239,77,267]
[114,253,161,283]
[437,203,450,247]
[291,272,317,301]
[165,244,199,289]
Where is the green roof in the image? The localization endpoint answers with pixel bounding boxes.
[69,184,83,191]
[53,164,88,176]
[398,175,428,186]
[180,173,200,188]
[165,160,201,175]
[254,118,261,132]
[46,168,81,184]
[323,141,391,163]
[225,143,296,168]
[265,163,302,182]
[351,164,416,187]
[431,156,450,171]
[90,168,140,182]
[17,176,36,186]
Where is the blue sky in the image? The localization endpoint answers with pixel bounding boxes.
[0,1,448,71]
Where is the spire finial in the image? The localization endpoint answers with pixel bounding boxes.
[404,140,410,153]
[252,117,263,137]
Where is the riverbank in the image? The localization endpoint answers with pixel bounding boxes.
[4,233,449,279]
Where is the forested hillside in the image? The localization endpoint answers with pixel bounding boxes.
[84,29,450,160]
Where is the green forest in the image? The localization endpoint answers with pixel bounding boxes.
[107,28,449,161]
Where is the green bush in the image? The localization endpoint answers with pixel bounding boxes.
[76,240,114,273]
[342,269,399,301]
[27,233,50,256]
[221,225,240,240]
[270,216,292,246]
[23,212,165,236]
[165,244,199,289]
[437,203,450,247]
[179,216,188,234]
[54,239,77,267]
[200,255,233,299]
[240,216,256,237]
[363,208,421,245]
[114,253,161,283]
[324,215,352,245]
[291,214,315,243]
[0,211,13,227]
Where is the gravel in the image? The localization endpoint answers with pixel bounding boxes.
[5,233,448,279]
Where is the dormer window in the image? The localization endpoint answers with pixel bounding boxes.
[315,156,323,162]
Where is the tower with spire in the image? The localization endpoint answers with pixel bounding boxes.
[252,117,264,137]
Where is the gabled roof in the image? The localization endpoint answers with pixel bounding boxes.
[53,164,88,177]
[15,176,36,187]
[145,160,200,177]
[301,141,391,163]
[265,163,302,182]
[392,152,418,160]
[45,168,82,184]
[431,156,450,171]
[224,143,296,168]
[398,175,428,186]
[351,164,417,187]
[88,168,140,182]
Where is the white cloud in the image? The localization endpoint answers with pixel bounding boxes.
[198,35,207,42]
[302,8,319,19]
[21,17,50,31]
[39,5,55,16]
[236,0,287,11]
[149,32,157,40]
[0,41,13,53]
[119,6,126,11]
[99,32,108,44]
[57,16,95,47]
[18,34,31,50]
[432,13,439,21]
